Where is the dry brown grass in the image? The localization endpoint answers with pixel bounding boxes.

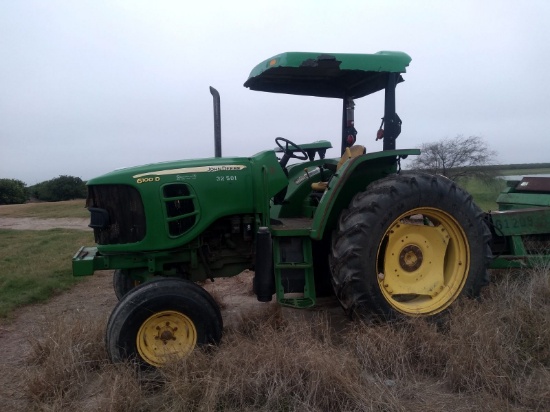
[25,315,108,410]
[25,267,550,411]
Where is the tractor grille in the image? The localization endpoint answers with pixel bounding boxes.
[163,183,198,236]
[86,185,146,245]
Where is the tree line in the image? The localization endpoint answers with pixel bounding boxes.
[0,175,87,205]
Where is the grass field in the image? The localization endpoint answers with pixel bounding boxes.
[0,200,92,316]
[496,167,550,176]
[0,199,88,218]
[0,229,93,316]
[458,177,507,211]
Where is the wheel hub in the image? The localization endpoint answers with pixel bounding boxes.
[156,322,178,344]
[381,217,450,297]
[399,244,423,272]
[137,310,197,367]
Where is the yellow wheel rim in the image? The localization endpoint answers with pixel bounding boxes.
[377,207,470,316]
[137,310,197,367]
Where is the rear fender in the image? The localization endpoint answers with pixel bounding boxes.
[310,149,420,240]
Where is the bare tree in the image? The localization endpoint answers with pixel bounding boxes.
[410,135,497,181]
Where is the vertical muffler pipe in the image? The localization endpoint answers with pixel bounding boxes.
[209,86,222,157]
[254,227,275,302]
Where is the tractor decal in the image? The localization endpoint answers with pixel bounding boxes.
[133,165,247,178]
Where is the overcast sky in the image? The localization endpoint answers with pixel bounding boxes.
[1,0,549,185]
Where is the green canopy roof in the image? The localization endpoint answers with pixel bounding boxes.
[244,51,411,99]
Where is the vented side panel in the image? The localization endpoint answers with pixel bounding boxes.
[86,185,146,245]
[163,183,198,237]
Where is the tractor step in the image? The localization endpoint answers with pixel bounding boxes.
[272,233,316,308]
[270,217,312,237]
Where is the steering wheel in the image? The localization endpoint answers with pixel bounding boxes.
[275,137,308,168]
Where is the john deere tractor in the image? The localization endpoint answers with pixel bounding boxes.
[73,51,492,368]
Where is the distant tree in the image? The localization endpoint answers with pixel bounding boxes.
[0,178,28,205]
[410,135,497,181]
[32,175,87,201]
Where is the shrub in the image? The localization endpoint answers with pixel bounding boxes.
[31,175,87,202]
[0,178,27,204]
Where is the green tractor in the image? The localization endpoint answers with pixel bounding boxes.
[73,51,493,368]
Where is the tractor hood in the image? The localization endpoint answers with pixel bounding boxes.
[86,156,254,186]
[84,151,288,253]
[244,51,411,99]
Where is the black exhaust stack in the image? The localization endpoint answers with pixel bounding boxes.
[209,86,222,157]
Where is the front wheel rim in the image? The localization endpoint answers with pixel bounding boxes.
[377,207,470,316]
[137,310,197,367]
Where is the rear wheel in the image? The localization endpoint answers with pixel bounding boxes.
[106,278,223,368]
[330,172,491,318]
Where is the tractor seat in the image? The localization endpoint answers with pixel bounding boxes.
[311,145,366,191]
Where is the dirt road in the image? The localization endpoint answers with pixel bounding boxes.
[0,217,89,230]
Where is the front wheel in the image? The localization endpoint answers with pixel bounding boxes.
[330,172,491,318]
[106,278,223,368]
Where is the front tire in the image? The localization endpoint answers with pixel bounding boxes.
[330,172,491,318]
[106,278,223,368]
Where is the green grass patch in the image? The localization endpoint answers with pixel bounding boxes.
[0,199,88,218]
[458,177,507,211]
[0,229,94,317]
[496,167,550,176]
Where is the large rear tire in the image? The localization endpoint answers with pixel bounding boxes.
[330,172,491,318]
[106,278,223,368]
